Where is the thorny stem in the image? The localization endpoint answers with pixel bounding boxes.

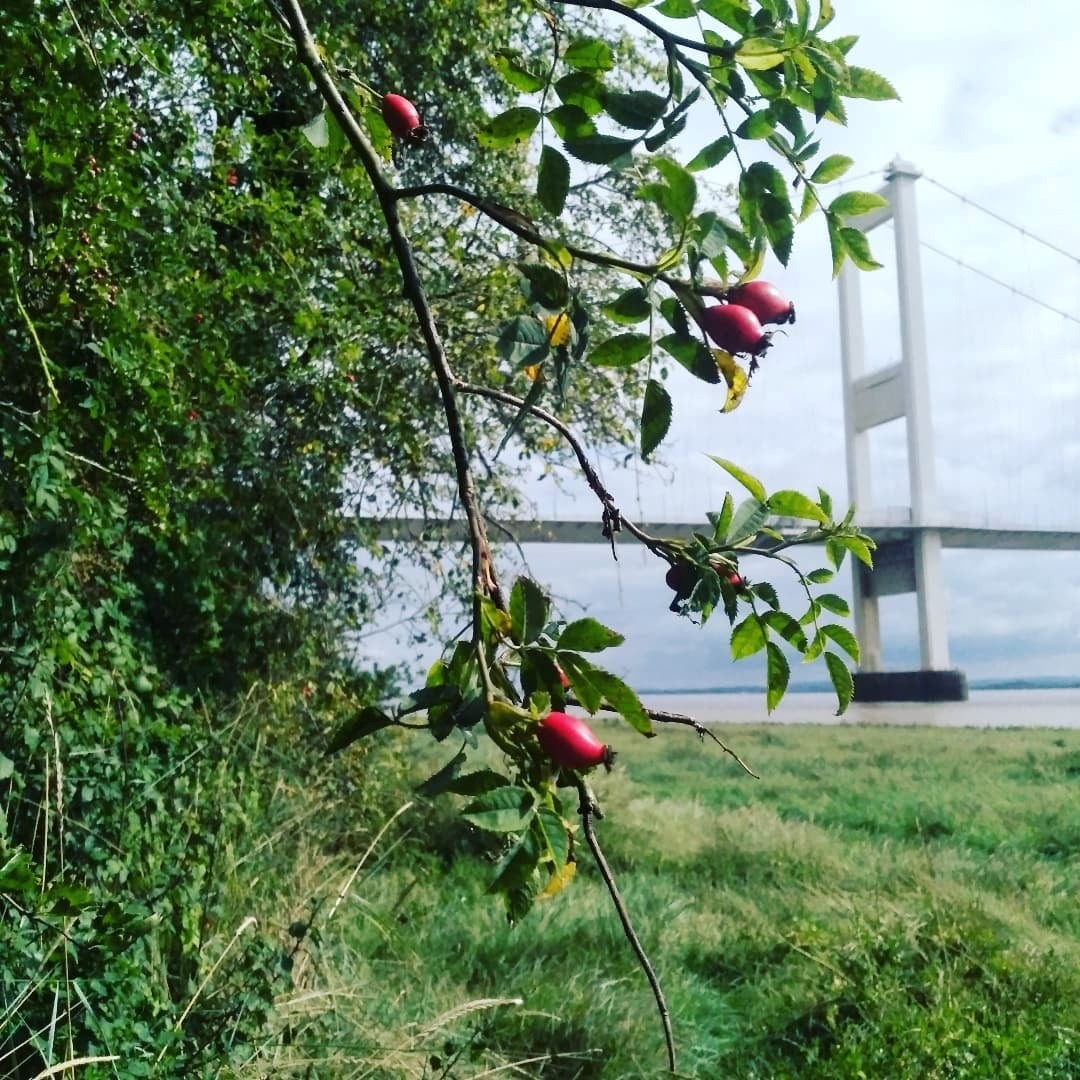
[454,380,665,555]
[573,777,677,1074]
[276,0,504,699]
[637,708,759,779]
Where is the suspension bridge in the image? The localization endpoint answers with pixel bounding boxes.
[374,158,1080,702]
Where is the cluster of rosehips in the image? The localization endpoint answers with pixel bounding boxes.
[666,558,744,612]
[700,279,795,370]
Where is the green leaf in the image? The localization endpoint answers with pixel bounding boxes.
[817,593,850,616]
[554,72,606,115]
[735,109,776,139]
[806,567,834,584]
[710,492,734,542]
[686,136,734,172]
[603,287,652,324]
[726,496,769,543]
[845,65,900,102]
[731,614,767,659]
[604,89,669,129]
[653,157,698,222]
[736,38,786,70]
[810,153,853,184]
[640,379,672,460]
[764,610,808,652]
[825,537,848,570]
[644,114,688,152]
[564,37,616,72]
[537,145,571,216]
[657,335,721,384]
[699,0,753,33]
[491,50,546,93]
[462,785,536,832]
[557,651,603,713]
[510,577,549,645]
[325,705,393,754]
[825,651,854,714]
[563,133,637,165]
[836,533,875,568]
[822,622,860,662]
[496,315,550,367]
[477,106,541,149]
[590,669,653,735]
[590,332,652,368]
[708,456,767,502]
[655,0,696,15]
[558,617,624,652]
[841,226,883,271]
[415,749,467,796]
[444,769,511,797]
[829,190,888,219]
[517,261,568,308]
[767,489,829,524]
[546,103,596,140]
[765,640,790,712]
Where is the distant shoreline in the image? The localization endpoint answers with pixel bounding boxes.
[637,676,1080,696]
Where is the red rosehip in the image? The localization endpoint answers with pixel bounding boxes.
[538,711,615,771]
[381,93,428,143]
[726,280,795,325]
[701,304,771,357]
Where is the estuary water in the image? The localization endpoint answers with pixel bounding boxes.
[639,687,1080,729]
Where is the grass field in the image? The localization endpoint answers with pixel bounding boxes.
[265,720,1080,1078]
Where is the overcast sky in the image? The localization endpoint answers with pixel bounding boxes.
[365,1,1080,691]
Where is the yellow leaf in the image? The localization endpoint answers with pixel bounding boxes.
[714,350,748,413]
[544,311,571,347]
[523,363,543,381]
[538,858,576,899]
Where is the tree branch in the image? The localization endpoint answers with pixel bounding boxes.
[573,778,676,1074]
[564,0,736,61]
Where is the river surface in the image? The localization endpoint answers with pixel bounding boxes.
[638,688,1080,729]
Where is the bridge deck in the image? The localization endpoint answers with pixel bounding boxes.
[362,518,1080,551]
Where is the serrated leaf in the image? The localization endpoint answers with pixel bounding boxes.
[822,622,860,662]
[510,577,549,645]
[590,332,652,368]
[655,0,696,15]
[829,190,888,219]
[590,669,653,734]
[554,72,606,115]
[645,115,687,152]
[517,261,568,309]
[325,705,393,754]
[708,457,767,502]
[825,650,854,714]
[547,103,595,141]
[767,489,830,524]
[463,785,536,832]
[477,106,541,149]
[806,567,834,584]
[564,37,615,72]
[686,136,733,172]
[845,65,900,102]
[415,749,467,797]
[443,769,510,798]
[836,533,874,567]
[750,581,780,610]
[604,89,669,129]
[558,617,624,652]
[765,640,790,712]
[491,50,546,93]
[532,806,570,868]
[817,593,850,616]
[603,287,652,324]
[764,610,808,652]
[497,315,550,367]
[726,496,769,544]
[699,0,753,33]
[657,335,720,383]
[563,133,637,165]
[735,109,776,140]
[736,38,785,70]
[810,153,853,184]
[557,651,603,713]
[731,614,767,659]
[840,226,883,271]
[825,537,847,569]
[654,157,697,222]
[537,145,570,216]
[641,379,672,460]
[710,492,735,542]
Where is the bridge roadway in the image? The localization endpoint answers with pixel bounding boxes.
[361,514,1080,551]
